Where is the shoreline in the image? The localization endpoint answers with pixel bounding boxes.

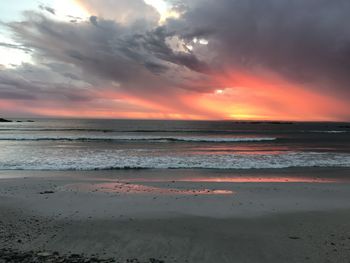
[1,166,350,178]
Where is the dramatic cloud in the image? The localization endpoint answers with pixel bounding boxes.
[171,0,350,98]
[0,0,350,120]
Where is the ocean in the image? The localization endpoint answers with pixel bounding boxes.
[0,119,350,171]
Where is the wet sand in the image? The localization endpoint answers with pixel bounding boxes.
[1,168,350,262]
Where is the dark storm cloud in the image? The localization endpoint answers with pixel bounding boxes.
[0,64,93,102]
[6,11,210,96]
[115,26,210,74]
[143,61,168,74]
[2,0,350,107]
[0,7,212,116]
[170,0,350,97]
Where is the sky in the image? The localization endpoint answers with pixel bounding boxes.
[0,0,350,121]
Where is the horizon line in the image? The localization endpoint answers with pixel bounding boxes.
[2,116,350,124]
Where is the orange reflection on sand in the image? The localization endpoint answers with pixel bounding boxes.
[120,176,344,184]
[64,182,234,195]
[178,177,340,183]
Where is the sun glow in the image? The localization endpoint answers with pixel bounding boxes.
[175,68,350,121]
[215,89,224,95]
[0,34,33,68]
[52,0,90,21]
[144,0,180,24]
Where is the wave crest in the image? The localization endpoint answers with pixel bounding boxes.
[0,136,277,143]
[1,152,350,170]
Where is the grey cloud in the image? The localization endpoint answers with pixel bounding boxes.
[89,16,98,27]
[66,50,89,61]
[7,12,209,90]
[67,15,83,24]
[3,0,350,118]
[172,0,350,98]
[3,10,211,115]
[0,90,36,100]
[76,0,160,29]
[62,72,82,81]
[39,5,56,15]
[113,26,210,74]
[0,64,93,102]
[0,42,32,52]
[143,61,169,74]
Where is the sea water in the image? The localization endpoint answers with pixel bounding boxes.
[0,119,350,170]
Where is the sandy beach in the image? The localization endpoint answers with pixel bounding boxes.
[1,0,350,260]
[1,168,350,262]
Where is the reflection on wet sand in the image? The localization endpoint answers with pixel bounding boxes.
[62,175,347,196]
[64,182,234,195]
[119,176,344,184]
[177,177,341,183]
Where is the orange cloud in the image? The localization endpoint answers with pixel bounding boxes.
[182,69,349,121]
[1,69,349,121]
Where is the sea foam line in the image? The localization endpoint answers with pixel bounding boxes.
[1,152,350,171]
[0,136,277,142]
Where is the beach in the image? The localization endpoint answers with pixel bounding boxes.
[1,168,350,262]
[2,0,350,260]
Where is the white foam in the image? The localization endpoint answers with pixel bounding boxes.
[1,151,350,170]
[311,130,348,134]
[0,135,276,142]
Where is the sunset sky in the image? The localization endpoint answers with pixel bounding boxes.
[0,0,350,121]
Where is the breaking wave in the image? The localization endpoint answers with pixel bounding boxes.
[0,135,277,143]
[1,152,350,170]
